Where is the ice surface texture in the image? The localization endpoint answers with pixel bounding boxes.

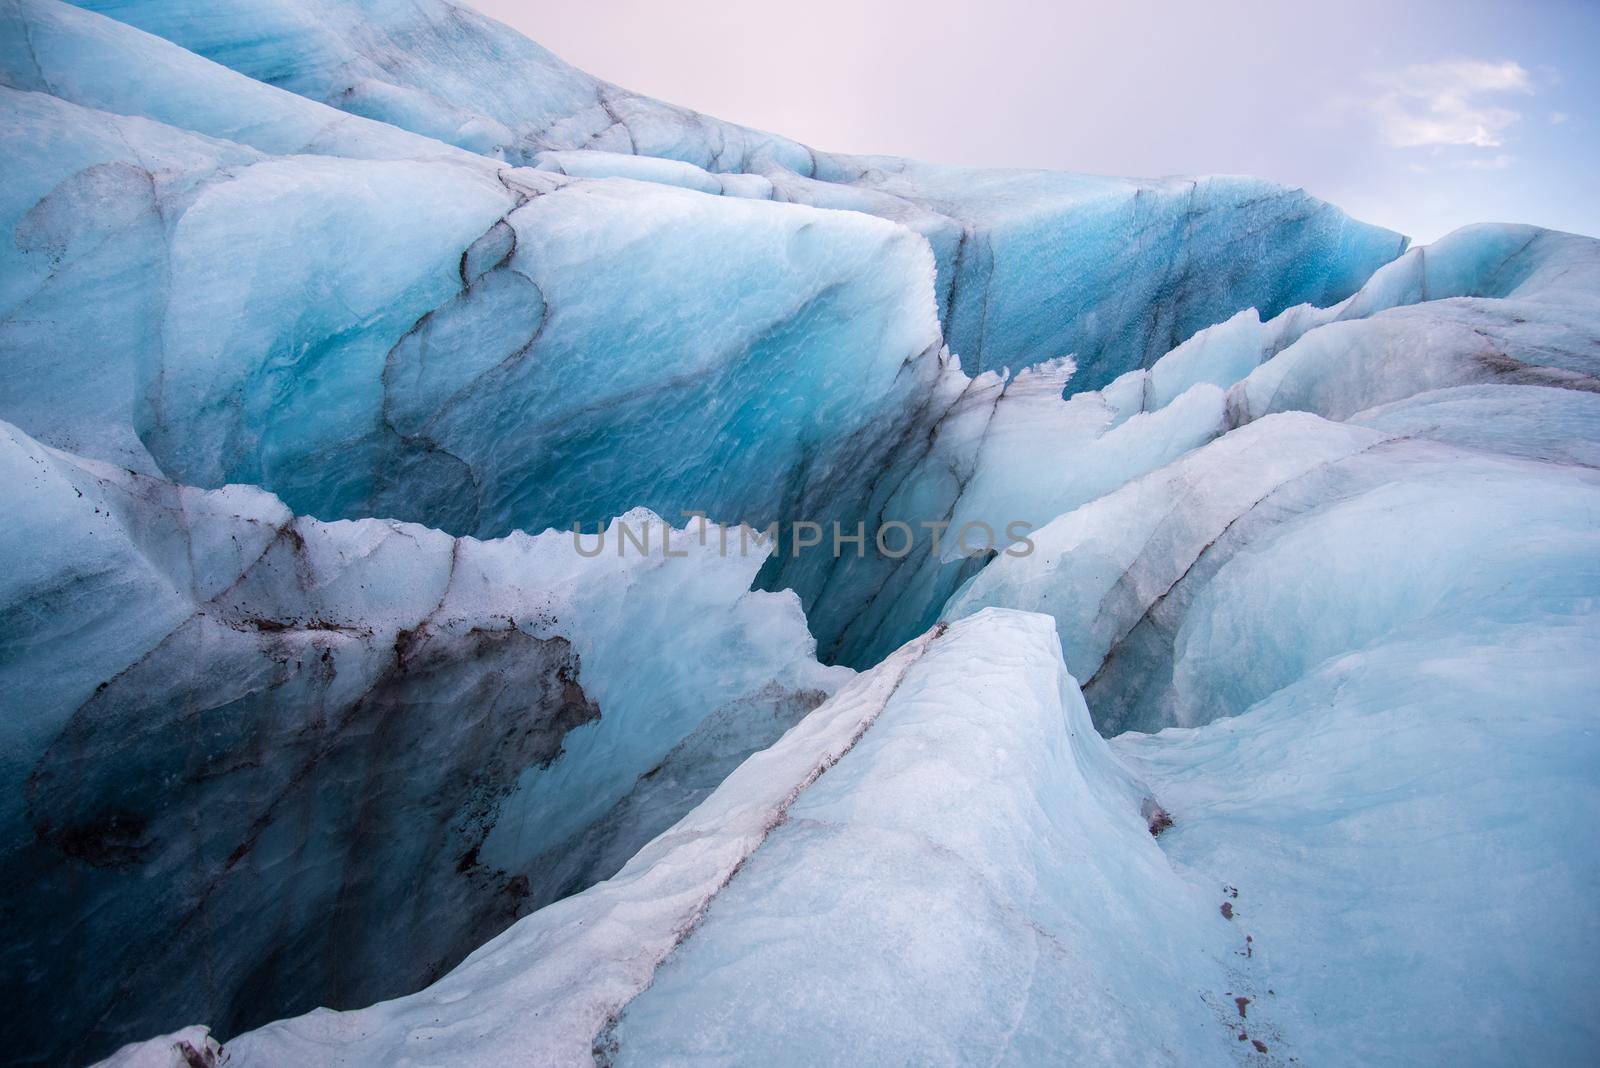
[827,220,1598,666]
[0,0,1595,1065]
[1112,513,1600,1064]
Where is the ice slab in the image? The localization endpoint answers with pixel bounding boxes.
[807,159,1407,384]
[1114,562,1600,1064]
[102,572,1600,1066]
[1,419,844,1063]
[1106,223,1600,426]
[5,1,1411,676]
[533,149,774,198]
[946,402,1600,734]
[1,0,486,163]
[71,0,812,170]
[607,610,1227,1066]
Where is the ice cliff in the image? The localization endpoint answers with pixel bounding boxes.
[0,0,1595,1065]
[1,417,843,1055]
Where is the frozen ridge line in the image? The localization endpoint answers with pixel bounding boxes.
[49,0,1408,383]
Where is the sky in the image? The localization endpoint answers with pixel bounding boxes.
[466,0,1598,244]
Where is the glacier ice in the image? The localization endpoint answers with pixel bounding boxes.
[1105,222,1600,427]
[0,65,1355,669]
[0,0,1596,1065]
[0,0,488,164]
[795,356,1234,667]
[932,231,1599,1057]
[2,0,1408,669]
[68,0,1407,382]
[1349,383,1600,466]
[167,390,1599,1064]
[72,0,814,169]
[0,417,844,1061]
[532,149,776,199]
[946,401,1600,734]
[0,75,942,555]
[133,553,1600,1064]
[93,1027,224,1068]
[1112,581,1600,1063]
[0,82,518,475]
[943,412,1389,730]
[804,159,1408,385]
[604,611,1227,1066]
[0,43,944,669]
[143,612,1235,1067]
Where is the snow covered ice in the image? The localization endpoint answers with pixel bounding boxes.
[0,0,1596,1065]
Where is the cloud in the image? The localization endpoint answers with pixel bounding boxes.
[1550,111,1570,125]
[1366,58,1532,150]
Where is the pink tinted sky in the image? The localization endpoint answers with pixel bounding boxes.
[467,0,1598,244]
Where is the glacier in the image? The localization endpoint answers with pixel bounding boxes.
[1,416,844,1058]
[62,0,1408,383]
[0,0,1407,670]
[945,219,1600,734]
[169,612,1230,1067]
[0,0,1595,1065]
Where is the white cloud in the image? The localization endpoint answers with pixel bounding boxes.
[1550,111,1570,125]
[1366,58,1533,150]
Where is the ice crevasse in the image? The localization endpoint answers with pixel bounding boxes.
[0,0,1595,1065]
